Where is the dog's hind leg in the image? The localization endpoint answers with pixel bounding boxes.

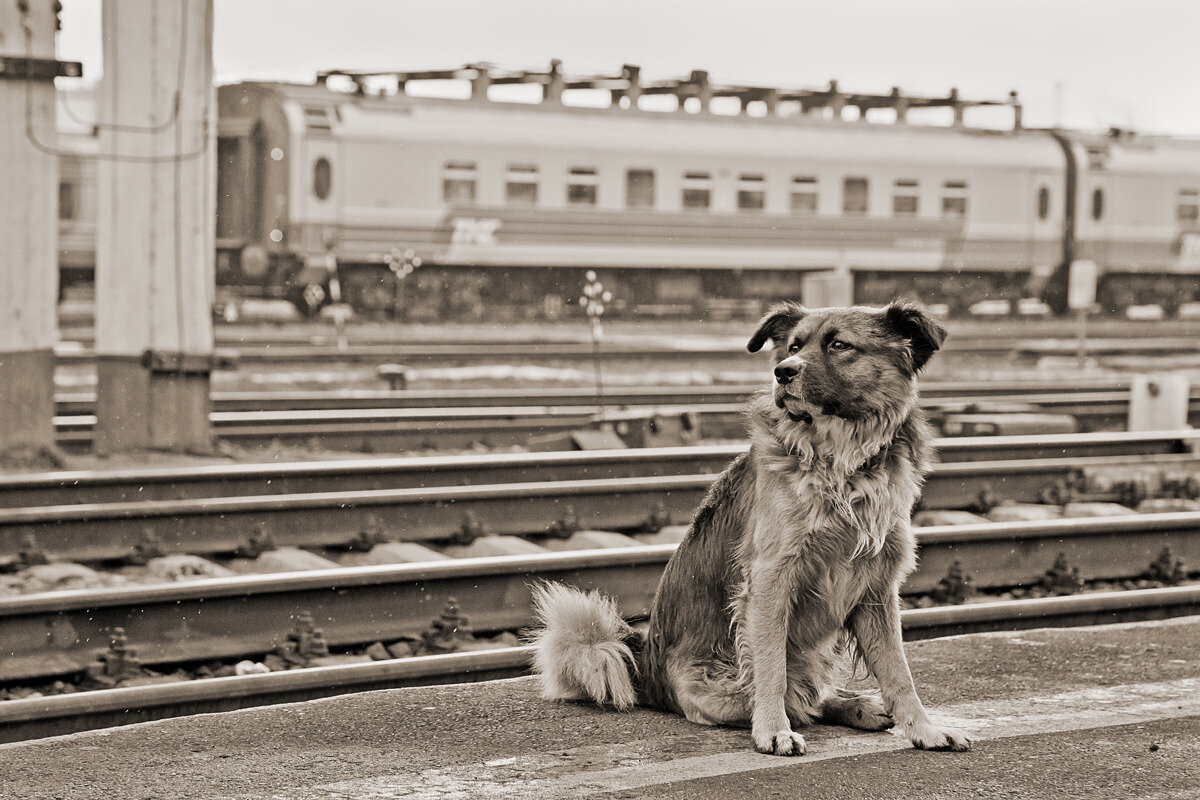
[818,688,895,731]
[670,662,752,728]
[783,637,842,728]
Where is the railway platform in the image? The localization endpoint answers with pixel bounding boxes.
[2,616,1198,799]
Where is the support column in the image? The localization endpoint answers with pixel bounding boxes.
[95,0,215,453]
[0,0,59,462]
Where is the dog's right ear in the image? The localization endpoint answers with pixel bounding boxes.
[747,302,805,353]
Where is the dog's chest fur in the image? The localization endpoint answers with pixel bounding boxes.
[749,408,920,562]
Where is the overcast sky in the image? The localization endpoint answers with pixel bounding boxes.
[57,0,1200,135]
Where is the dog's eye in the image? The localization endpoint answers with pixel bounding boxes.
[828,339,852,352]
[787,342,801,354]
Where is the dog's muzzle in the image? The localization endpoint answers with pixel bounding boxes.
[774,355,803,385]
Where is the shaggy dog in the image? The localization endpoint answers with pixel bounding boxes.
[530,300,971,756]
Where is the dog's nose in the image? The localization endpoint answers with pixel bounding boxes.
[774,363,800,384]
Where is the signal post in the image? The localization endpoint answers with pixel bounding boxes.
[0,0,72,461]
[94,0,216,453]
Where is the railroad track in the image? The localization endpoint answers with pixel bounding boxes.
[6,431,1200,562]
[49,378,1152,414]
[47,390,1200,452]
[6,513,1198,682]
[7,430,1200,509]
[52,335,1200,369]
[1,559,1197,743]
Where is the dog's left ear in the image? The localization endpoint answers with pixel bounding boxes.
[747,302,805,353]
[884,301,948,371]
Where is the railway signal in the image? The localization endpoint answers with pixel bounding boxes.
[580,270,612,410]
[385,246,422,318]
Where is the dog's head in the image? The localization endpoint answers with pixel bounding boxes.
[747,300,947,422]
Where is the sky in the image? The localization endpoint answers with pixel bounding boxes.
[56,0,1200,136]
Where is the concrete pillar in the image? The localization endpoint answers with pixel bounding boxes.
[94,0,215,453]
[0,0,59,460]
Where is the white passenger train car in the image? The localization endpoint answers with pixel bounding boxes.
[56,64,1200,317]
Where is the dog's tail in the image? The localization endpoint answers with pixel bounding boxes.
[529,582,642,710]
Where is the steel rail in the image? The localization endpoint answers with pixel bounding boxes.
[0,512,1197,684]
[47,387,1200,451]
[51,334,1200,367]
[4,434,1200,561]
[50,378,1150,414]
[51,405,614,452]
[4,442,1200,512]
[0,584,1197,744]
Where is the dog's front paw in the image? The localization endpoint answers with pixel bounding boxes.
[908,722,972,752]
[752,728,807,756]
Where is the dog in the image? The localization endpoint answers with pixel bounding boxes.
[530,300,971,756]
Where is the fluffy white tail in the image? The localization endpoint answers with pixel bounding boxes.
[529,582,639,710]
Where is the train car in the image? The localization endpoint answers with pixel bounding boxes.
[55,65,1200,318]
[1056,131,1200,313]
[212,65,1069,318]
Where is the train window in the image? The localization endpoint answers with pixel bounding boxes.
[1178,189,1200,222]
[506,164,539,206]
[312,157,332,200]
[1091,188,1105,221]
[442,161,477,204]
[1037,186,1050,220]
[790,176,818,214]
[842,177,868,216]
[892,179,919,217]
[682,171,711,210]
[941,181,968,217]
[58,180,77,221]
[303,105,332,134]
[737,174,766,211]
[567,167,598,206]
[627,169,655,209]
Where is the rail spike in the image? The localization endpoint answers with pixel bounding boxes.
[969,485,999,515]
[1145,547,1187,586]
[347,514,391,551]
[422,598,474,655]
[931,560,976,605]
[235,523,277,558]
[452,511,487,546]
[269,611,331,669]
[1042,552,1084,596]
[547,506,581,539]
[0,531,50,573]
[639,500,672,533]
[81,627,147,688]
[127,527,166,566]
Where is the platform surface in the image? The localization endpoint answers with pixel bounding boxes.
[2,616,1200,799]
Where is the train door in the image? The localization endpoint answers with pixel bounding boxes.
[1084,152,1112,269]
[1031,169,1061,274]
[215,120,267,286]
[294,104,344,308]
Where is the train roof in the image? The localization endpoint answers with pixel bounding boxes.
[222,79,1066,169]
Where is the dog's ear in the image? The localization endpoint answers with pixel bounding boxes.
[884,300,947,371]
[747,302,805,353]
